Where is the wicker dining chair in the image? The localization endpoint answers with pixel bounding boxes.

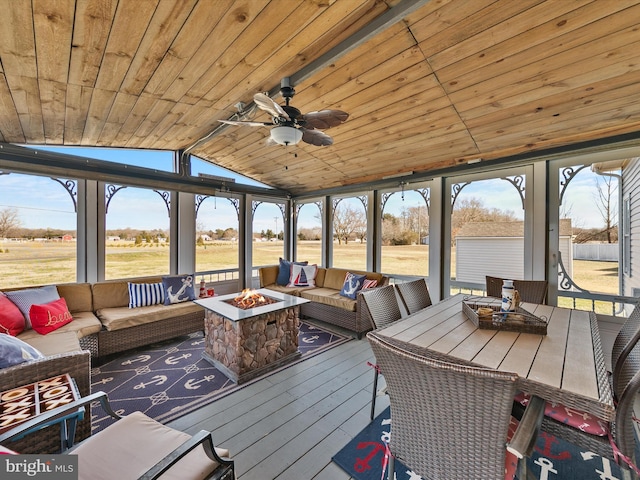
[359,285,403,420]
[367,332,543,480]
[395,278,432,315]
[611,304,640,397]
[485,275,548,304]
[525,335,640,479]
[0,391,235,480]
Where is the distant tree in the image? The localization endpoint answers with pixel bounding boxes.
[0,208,21,238]
[298,226,321,241]
[450,197,517,245]
[333,203,365,245]
[594,175,618,243]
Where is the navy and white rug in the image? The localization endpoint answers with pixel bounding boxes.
[333,407,631,480]
[90,321,349,432]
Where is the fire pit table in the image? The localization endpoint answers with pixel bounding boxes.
[195,289,309,384]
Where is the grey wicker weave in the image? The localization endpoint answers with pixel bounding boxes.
[95,309,205,357]
[611,304,640,399]
[360,285,403,420]
[367,332,538,480]
[485,276,548,304]
[395,278,432,315]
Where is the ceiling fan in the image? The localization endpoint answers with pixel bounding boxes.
[219,78,349,146]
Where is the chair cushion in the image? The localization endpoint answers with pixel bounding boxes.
[70,411,228,480]
[514,392,609,436]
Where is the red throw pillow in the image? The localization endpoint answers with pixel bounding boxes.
[0,294,25,336]
[29,298,73,335]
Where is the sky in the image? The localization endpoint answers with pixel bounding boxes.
[0,147,614,233]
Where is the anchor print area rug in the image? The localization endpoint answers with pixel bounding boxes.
[333,407,633,480]
[91,321,349,432]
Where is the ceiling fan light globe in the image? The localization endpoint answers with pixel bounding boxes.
[270,126,303,146]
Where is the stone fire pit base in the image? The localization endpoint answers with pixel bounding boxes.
[202,306,301,384]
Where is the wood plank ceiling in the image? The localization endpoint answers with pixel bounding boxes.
[1,0,640,196]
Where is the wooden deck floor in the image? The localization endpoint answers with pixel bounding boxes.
[167,327,387,480]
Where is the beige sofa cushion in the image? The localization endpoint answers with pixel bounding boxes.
[20,330,81,356]
[57,283,93,313]
[97,301,203,331]
[262,284,303,296]
[259,266,279,287]
[18,311,102,340]
[300,287,357,312]
[70,411,228,480]
[322,268,384,291]
[92,277,163,310]
[314,267,327,288]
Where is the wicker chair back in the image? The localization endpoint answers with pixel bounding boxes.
[368,332,519,480]
[611,304,640,397]
[395,279,432,315]
[485,276,548,304]
[359,285,402,329]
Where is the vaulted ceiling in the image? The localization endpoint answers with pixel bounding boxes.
[1,0,640,195]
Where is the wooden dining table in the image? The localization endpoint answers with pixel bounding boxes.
[372,293,615,421]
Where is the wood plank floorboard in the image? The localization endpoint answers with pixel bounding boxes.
[167,332,390,480]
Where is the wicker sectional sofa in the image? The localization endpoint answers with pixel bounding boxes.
[5,276,205,359]
[259,265,387,337]
[0,276,205,453]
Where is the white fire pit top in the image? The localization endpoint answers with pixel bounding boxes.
[194,288,309,321]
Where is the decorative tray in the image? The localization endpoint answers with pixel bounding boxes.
[462,296,548,335]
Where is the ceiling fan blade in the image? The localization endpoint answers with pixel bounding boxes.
[218,119,273,127]
[302,109,349,129]
[254,92,288,119]
[302,129,333,146]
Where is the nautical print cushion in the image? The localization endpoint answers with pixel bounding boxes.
[29,298,74,335]
[0,293,26,336]
[161,274,197,305]
[514,392,609,436]
[361,279,378,289]
[0,333,45,369]
[4,285,60,330]
[339,272,367,299]
[277,258,308,286]
[128,282,165,308]
[287,264,318,287]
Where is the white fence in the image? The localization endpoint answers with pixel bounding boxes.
[573,243,618,261]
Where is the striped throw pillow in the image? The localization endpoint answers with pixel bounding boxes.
[128,282,165,308]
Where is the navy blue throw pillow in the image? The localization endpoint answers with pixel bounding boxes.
[162,274,197,305]
[276,258,308,286]
[339,272,367,299]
